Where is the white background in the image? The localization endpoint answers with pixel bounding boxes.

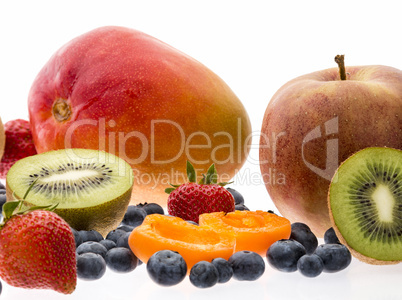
[0,1,401,299]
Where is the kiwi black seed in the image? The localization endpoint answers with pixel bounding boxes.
[26,162,114,198]
[6,149,134,236]
[328,147,402,265]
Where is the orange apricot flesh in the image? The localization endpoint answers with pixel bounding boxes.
[128,214,235,272]
[199,210,291,256]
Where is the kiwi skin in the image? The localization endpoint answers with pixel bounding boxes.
[53,187,132,237]
[328,147,401,265]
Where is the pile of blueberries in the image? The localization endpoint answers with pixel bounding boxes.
[73,188,248,282]
[145,223,352,288]
[0,185,352,290]
[73,188,352,288]
[268,224,351,277]
[73,202,164,280]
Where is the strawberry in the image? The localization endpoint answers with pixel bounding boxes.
[0,119,37,179]
[166,162,235,223]
[0,200,77,294]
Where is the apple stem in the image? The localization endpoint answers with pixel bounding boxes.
[334,55,347,80]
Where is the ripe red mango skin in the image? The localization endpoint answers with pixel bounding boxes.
[260,65,402,237]
[28,26,251,205]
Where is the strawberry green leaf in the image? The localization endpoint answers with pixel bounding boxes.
[19,203,59,215]
[2,201,21,220]
[165,183,180,194]
[186,161,197,183]
[199,174,206,184]
[1,180,60,225]
[218,181,233,187]
[205,164,217,184]
[23,177,39,200]
[1,200,59,223]
[165,187,176,194]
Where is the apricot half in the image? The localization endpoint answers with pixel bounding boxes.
[128,214,235,271]
[199,210,291,256]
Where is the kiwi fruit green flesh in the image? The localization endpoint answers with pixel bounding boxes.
[328,147,402,265]
[6,148,134,236]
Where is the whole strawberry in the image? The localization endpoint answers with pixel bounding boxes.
[0,201,77,294]
[0,119,37,178]
[166,162,235,223]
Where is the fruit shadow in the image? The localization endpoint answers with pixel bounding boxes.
[264,268,352,300]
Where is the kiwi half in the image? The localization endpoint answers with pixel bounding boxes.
[6,148,134,236]
[328,147,402,265]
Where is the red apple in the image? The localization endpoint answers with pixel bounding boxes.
[28,26,251,206]
[260,56,402,236]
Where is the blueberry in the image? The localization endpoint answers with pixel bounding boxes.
[116,231,131,249]
[0,279,2,295]
[235,203,249,211]
[76,241,108,258]
[324,227,341,244]
[79,230,104,243]
[76,253,106,281]
[0,189,6,195]
[141,203,165,215]
[187,220,198,226]
[121,205,147,227]
[0,182,5,189]
[229,250,265,281]
[147,250,187,286]
[0,194,7,212]
[105,247,138,273]
[267,209,277,215]
[267,239,306,272]
[226,188,244,205]
[290,222,318,254]
[117,224,135,232]
[71,227,83,248]
[314,244,352,273]
[106,229,127,243]
[297,254,324,278]
[189,261,219,288]
[99,239,116,251]
[211,257,233,283]
[114,233,141,265]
